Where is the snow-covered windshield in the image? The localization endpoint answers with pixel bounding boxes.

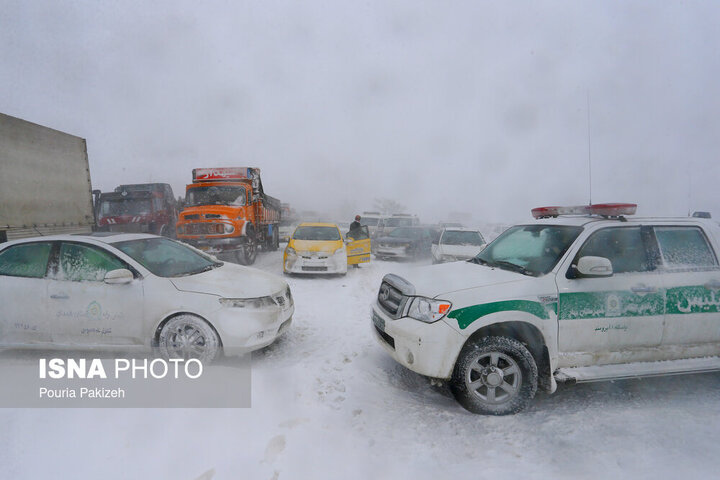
[186,185,246,207]
[100,198,152,216]
[114,237,222,277]
[441,230,485,246]
[293,226,341,241]
[471,224,582,276]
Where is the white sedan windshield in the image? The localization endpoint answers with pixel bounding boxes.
[114,237,222,277]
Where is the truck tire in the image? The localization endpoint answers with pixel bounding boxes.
[235,224,257,265]
[450,336,538,415]
[235,241,257,265]
[270,228,280,251]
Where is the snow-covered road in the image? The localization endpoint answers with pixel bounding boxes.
[2,250,719,479]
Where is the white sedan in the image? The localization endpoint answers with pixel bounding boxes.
[431,228,487,264]
[0,233,293,362]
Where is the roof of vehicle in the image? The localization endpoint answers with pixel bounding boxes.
[440,226,482,232]
[529,215,719,228]
[0,232,159,249]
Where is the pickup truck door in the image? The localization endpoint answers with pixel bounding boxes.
[654,225,720,345]
[347,226,371,265]
[555,226,665,361]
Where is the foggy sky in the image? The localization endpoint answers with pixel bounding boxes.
[2,0,719,224]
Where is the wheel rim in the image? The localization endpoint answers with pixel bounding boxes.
[465,351,522,404]
[165,323,211,360]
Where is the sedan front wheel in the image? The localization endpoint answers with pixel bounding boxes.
[157,314,221,363]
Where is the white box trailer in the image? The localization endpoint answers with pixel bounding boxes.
[0,112,94,242]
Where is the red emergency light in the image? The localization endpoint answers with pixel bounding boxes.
[531,203,637,219]
[192,167,256,182]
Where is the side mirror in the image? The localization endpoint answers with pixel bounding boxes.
[575,256,613,277]
[104,269,134,285]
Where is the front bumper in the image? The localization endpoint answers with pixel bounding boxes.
[214,302,294,355]
[371,303,464,379]
[178,236,244,253]
[375,245,411,258]
[284,253,347,274]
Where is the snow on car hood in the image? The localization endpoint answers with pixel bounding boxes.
[170,262,287,298]
[400,261,530,298]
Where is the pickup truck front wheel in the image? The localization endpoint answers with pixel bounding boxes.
[450,336,537,415]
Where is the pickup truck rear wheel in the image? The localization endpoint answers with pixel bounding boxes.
[450,336,537,415]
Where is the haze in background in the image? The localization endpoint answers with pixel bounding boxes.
[2,1,719,224]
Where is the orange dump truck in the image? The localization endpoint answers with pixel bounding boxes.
[176,167,281,264]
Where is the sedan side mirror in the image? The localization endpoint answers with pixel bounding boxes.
[104,269,134,285]
[575,256,613,277]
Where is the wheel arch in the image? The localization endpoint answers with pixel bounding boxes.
[458,319,552,392]
[152,311,224,349]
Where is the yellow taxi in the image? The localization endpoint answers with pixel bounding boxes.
[283,222,371,275]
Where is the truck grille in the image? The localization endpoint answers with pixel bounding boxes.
[377,281,406,318]
[184,223,226,235]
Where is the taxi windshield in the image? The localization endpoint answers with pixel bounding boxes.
[471,225,582,276]
[293,226,341,241]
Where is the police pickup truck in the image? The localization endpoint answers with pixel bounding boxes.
[371,204,720,415]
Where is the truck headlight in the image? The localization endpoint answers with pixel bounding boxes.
[224,223,235,234]
[220,297,277,309]
[407,297,452,323]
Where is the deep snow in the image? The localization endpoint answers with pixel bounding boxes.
[1,249,720,479]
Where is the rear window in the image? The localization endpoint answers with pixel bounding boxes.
[654,226,717,269]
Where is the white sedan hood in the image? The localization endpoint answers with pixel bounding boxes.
[401,261,530,298]
[170,263,287,298]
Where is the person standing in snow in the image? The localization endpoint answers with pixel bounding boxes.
[348,215,362,239]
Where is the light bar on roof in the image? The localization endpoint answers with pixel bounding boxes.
[531,203,637,219]
[192,167,255,182]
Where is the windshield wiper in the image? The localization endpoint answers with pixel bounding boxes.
[490,260,533,276]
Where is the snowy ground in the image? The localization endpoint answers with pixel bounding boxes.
[2,249,720,479]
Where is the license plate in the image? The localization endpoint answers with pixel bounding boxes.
[372,312,385,332]
[198,246,210,251]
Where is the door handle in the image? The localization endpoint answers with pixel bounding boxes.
[50,294,69,300]
[703,280,720,290]
[631,286,657,294]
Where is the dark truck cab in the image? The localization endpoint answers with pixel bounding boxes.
[95,183,177,237]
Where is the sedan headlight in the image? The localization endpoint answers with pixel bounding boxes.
[220,296,277,309]
[407,297,452,323]
[333,247,346,257]
[285,247,297,257]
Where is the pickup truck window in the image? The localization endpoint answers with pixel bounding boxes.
[576,226,650,274]
[473,225,581,276]
[654,226,717,268]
